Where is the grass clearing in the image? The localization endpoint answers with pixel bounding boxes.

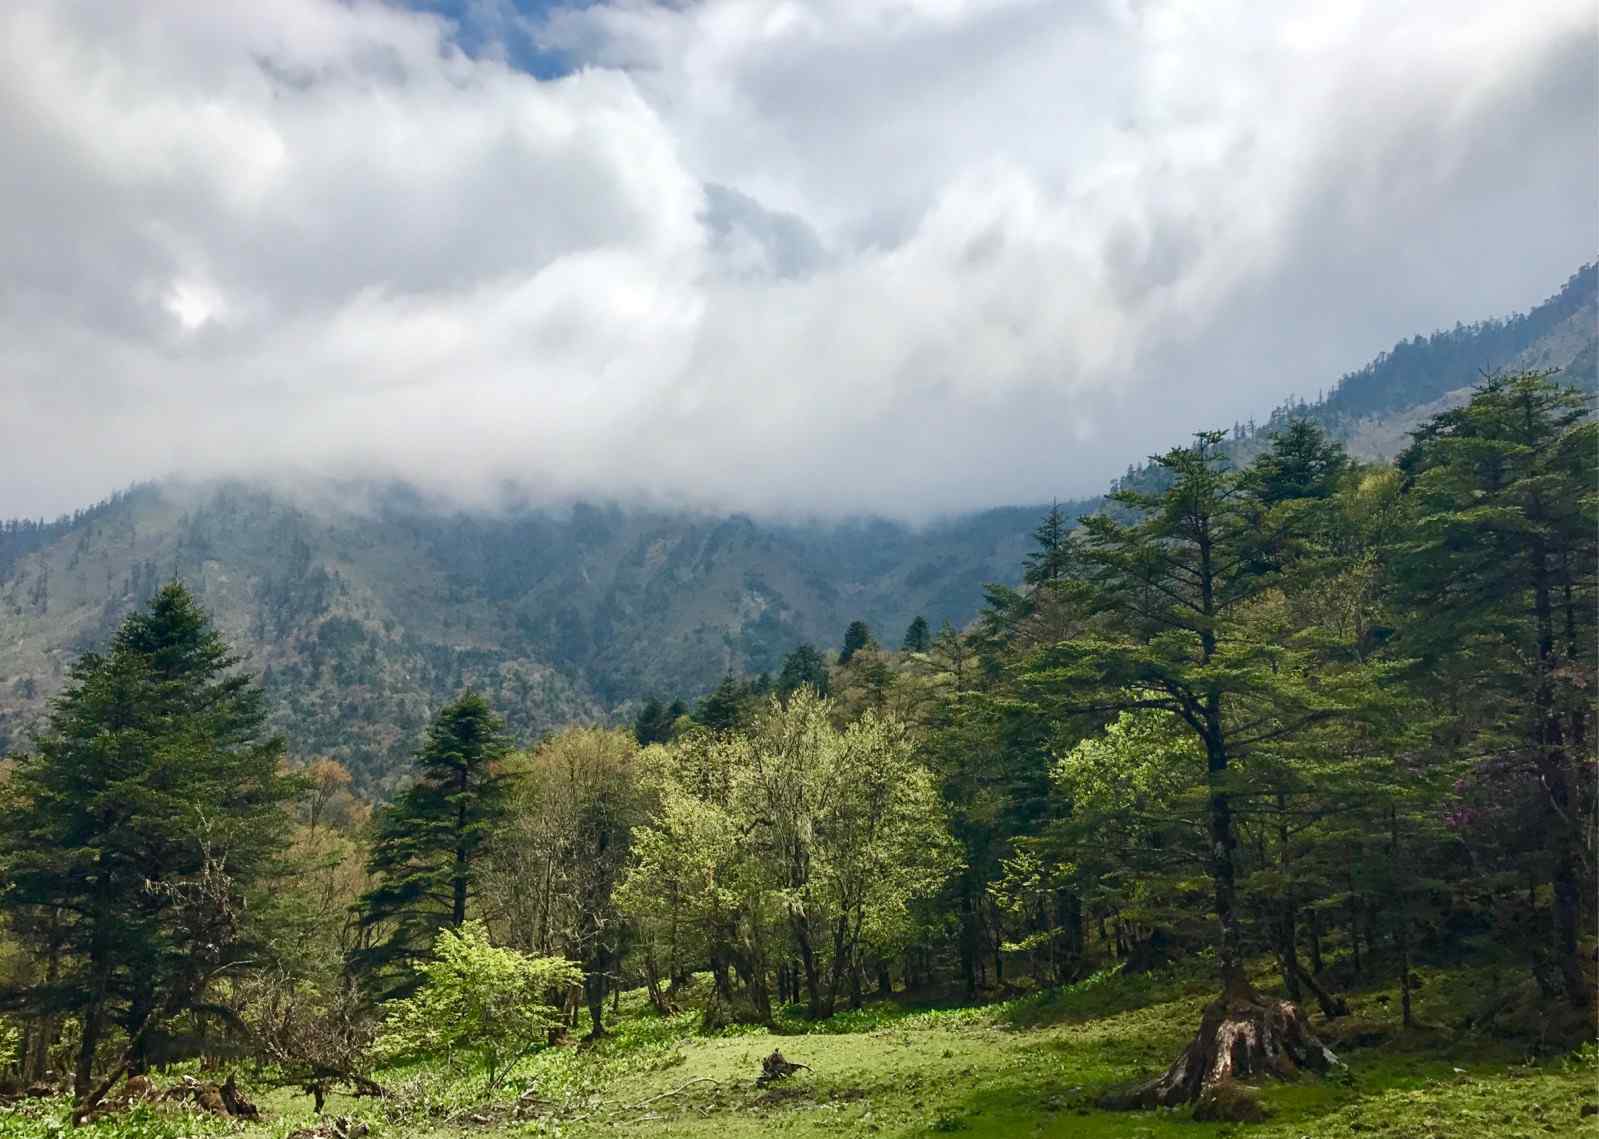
[4,965,1594,1139]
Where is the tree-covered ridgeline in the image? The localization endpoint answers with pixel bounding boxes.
[0,372,1591,1117]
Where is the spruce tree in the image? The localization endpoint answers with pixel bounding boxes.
[1394,372,1596,1007]
[1022,432,1348,1105]
[695,674,747,732]
[634,697,674,746]
[839,620,873,665]
[0,583,295,1101]
[355,692,512,992]
[778,644,831,697]
[1022,501,1072,587]
[902,615,931,653]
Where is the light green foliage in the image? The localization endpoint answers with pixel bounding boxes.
[620,691,958,1021]
[483,727,649,1035]
[375,920,582,1093]
[1053,708,1200,820]
[0,1018,18,1073]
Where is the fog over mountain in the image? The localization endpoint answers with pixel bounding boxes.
[2,0,1595,520]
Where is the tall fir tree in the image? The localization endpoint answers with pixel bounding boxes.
[778,644,831,698]
[695,674,748,733]
[839,620,874,665]
[1394,372,1597,1007]
[0,583,295,1101]
[355,692,513,993]
[1021,431,1351,1105]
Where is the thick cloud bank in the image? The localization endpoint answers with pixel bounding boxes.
[2,0,1594,519]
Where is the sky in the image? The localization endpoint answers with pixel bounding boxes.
[1,0,1594,521]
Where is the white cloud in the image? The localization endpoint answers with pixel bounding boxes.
[0,0,1593,519]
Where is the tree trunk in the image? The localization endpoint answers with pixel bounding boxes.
[1102,972,1339,1109]
[792,917,825,1019]
[959,885,979,998]
[1275,797,1301,1001]
[643,953,677,1016]
[1530,537,1591,1009]
[27,937,61,1084]
[1293,962,1348,1020]
[1395,923,1413,1029]
[1306,907,1324,977]
[73,970,110,1100]
[1104,681,1337,1108]
[1278,905,1302,1002]
[1348,896,1362,975]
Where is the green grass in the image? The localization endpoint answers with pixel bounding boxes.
[5,965,1595,1139]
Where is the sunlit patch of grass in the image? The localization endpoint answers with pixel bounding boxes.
[4,963,1594,1139]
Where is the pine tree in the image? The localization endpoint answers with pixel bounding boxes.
[695,674,748,732]
[839,620,874,665]
[1023,432,1348,1105]
[354,692,513,993]
[778,644,831,698]
[1249,420,1349,505]
[1393,372,1597,1007]
[1022,501,1072,587]
[902,615,931,653]
[634,697,675,746]
[0,583,295,1101]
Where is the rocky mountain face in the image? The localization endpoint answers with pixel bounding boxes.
[2,262,1593,790]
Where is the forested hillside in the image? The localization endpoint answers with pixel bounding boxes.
[0,484,1054,789]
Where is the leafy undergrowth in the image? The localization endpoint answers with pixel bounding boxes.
[4,964,1595,1138]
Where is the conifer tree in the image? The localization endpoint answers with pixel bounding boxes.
[354,692,512,992]
[1394,372,1596,1007]
[778,644,831,698]
[695,674,747,732]
[0,583,295,1100]
[1022,432,1349,1105]
[902,615,931,653]
[839,620,874,665]
[1022,501,1072,587]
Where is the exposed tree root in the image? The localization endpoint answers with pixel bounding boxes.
[1102,977,1339,1109]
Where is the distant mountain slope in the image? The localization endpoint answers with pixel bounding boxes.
[1111,260,1597,495]
[1261,260,1596,462]
[3,261,1593,789]
[0,482,1057,789]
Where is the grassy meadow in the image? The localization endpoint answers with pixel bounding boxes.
[4,960,1593,1139]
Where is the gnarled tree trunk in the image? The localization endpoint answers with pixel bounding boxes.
[1103,972,1338,1108]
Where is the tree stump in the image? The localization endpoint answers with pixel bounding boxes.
[755,1049,811,1087]
[1102,976,1338,1109]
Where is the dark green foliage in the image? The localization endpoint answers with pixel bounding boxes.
[902,615,931,653]
[0,582,296,1096]
[778,644,831,697]
[1018,430,1370,995]
[354,692,513,993]
[839,620,874,665]
[633,697,677,745]
[1249,420,1349,504]
[1323,263,1596,419]
[694,674,748,733]
[1393,372,1597,1007]
[1021,502,1072,587]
